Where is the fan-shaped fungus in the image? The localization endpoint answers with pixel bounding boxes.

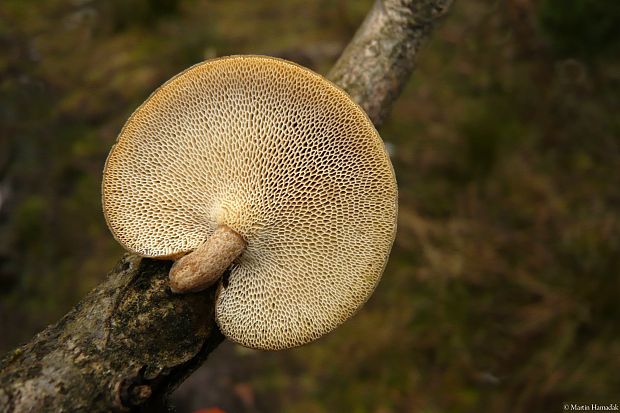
[102,55,397,350]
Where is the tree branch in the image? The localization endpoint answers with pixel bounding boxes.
[329,0,453,127]
[0,256,223,412]
[0,1,452,411]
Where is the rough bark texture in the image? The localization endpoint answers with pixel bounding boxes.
[329,0,453,127]
[0,256,224,412]
[0,1,452,411]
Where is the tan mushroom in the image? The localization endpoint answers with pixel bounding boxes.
[102,55,398,350]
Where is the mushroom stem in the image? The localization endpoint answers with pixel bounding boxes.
[169,225,246,293]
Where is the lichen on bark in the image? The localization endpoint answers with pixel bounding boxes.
[329,0,453,127]
[0,255,223,412]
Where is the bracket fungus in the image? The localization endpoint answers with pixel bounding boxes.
[102,55,398,350]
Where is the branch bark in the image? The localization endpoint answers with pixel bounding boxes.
[0,1,452,411]
[330,0,453,127]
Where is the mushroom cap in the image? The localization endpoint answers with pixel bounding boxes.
[102,55,398,350]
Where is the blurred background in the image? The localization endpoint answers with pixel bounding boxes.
[1,0,619,412]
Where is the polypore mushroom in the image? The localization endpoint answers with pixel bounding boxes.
[102,55,397,350]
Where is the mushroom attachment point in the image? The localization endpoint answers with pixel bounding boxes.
[102,55,398,350]
[169,225,246,293]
